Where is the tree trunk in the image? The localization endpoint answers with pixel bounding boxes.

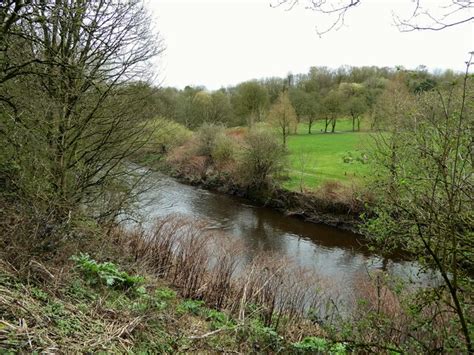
[331,117,336,133]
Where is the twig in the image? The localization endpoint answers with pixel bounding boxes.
[188,327,226,340]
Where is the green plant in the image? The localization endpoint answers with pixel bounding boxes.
[155,287,176,301]
[239,318,284,352]
[211,132,237,165]
[30,287,49,302]
[195,123,226,157]
[71,253,144,290]
[205,309,234,330]
[238,129,287,189]
[176,299,205,316]
[292,336,346,354]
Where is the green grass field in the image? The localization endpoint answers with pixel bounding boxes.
[284,119,373,191]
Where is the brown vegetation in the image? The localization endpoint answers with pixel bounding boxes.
[119,215,325,334]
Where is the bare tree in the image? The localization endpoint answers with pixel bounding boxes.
[271,0,473,35]
[1,0,164,225]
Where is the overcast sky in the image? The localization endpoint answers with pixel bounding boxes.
[148,0,473,90]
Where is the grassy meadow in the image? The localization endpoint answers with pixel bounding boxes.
[284,118,373,191]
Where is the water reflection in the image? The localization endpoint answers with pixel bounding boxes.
[134,171,432,305]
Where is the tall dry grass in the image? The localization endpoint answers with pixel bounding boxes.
[125,214,467,351]
[118,215,325,331]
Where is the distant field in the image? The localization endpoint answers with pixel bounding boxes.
[284,118,373,191]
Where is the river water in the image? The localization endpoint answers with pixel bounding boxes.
[131,170,430,307]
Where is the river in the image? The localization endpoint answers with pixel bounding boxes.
[129,170,432,309]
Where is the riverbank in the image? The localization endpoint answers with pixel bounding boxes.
[160,163,365,235]
[0,213,341,353]
[143,123,370,235]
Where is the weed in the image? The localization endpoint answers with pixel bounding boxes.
[205,309,234,330]
[30,287,49,302]
[292,336,346,354]
[155,287,176,301]
[66,278,97,301]
[238,318,284,352]
[176,299,205,316]
[71,253,144,290]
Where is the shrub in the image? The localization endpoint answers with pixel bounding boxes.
[155,287,177,301]
[71,253,144,290]
[145,117,193,155]
[205,309,234,330]
[238,319,284,352]
[195,123,226,157]
[237,129,286,189]
[211,132,238,167]
[292,336,346,354]
[176,299,205,315]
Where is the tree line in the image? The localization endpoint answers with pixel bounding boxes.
[150,65,463,136]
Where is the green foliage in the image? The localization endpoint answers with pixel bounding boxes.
[30,287,49,302]
[71,253,144,290]
[237,129,287,189]
[146,117,192,155]
[154,287,177,301]
[205,309,234,330]
[238,319,283,352]
[210,132,237,165]
[195,123,226,157]
[176,299,205,316]
[360,69,473,353]
[232,81,269,127]
[292,336,346,354]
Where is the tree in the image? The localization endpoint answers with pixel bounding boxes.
[1,0,163,227]
[175,86,203,128]
[321,90,342,133]
[339,82,368,131]
[289,88,320,134]
[364,56,473,353]
[209,90,233,124]
[272,0,474,34]
[233,81,269,128]
[154,87,179,121]
[267,91,298,147]
[261,76,286,104]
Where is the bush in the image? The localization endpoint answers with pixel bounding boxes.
[210,132,237,167]
[71,253,144,290]
[145,117,193,155]
[237,129,286,189]
[205,309,234,330]
[292,336,346,354]
[238,319,283,352]
[195,123,226,157]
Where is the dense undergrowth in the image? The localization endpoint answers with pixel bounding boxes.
[0,260,347,353]
[0,214,343,353]
[1,195,470,353]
